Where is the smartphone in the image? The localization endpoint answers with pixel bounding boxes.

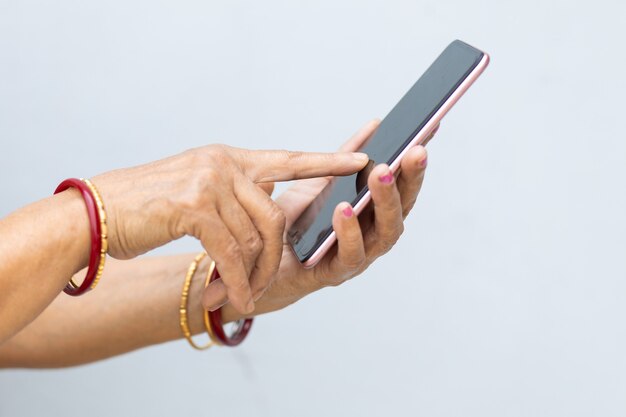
[287,40,490,267]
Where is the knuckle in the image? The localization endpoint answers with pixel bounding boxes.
[181,147,201,162]
[189,144,232,168]
[184,147,212,166]
[179,174,215,210]
[324,273,350,287]
[313,262,354,288]
[377,225,403,254]
[277,149,303,163]
[377,240,396,255]
[283,149,303,162]
[222,240,243,264]
[342,254,366,271]
[380,230,398,246]
[242,232,263,258]
[205,143,230,157]
[201,166,221,184]
[281,150,303,175]
[230,277,250,291]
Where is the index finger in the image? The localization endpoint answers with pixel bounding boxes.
[243,150,369,182]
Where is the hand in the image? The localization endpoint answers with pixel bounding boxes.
[92,145,368,314]
[222,119,436,320]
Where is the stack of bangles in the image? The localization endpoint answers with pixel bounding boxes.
[54,178,108,296]
[55,178,251,347]
[179,252,253,349]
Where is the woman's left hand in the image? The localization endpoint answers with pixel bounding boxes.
[222,119,435,321]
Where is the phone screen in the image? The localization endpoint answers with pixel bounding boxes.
[287,40,485,263]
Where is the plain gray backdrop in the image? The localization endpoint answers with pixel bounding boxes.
[1,0,625,416]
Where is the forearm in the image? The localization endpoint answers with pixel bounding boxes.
[0,254,201,368]
[0,189,90,344]
[0,253,321,368]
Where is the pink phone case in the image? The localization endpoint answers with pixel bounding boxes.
[301,51,490,268]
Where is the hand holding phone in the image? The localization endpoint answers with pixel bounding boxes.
[287,40,489,267]
[270,119,431,290]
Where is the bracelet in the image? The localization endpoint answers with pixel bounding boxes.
[206,262,253,347]
[54,178,108,296]
[179,252,215,350]
[203,260,221,345]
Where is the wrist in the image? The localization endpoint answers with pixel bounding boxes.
[52,189,92,273]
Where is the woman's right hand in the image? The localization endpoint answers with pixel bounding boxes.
[91,145,368,314]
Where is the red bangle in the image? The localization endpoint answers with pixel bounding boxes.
[207,266,253,346]
[54,178,107,296]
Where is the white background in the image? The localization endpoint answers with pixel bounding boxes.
[1,1,626,416]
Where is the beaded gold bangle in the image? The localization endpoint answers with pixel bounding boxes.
[70,178,108,291]
[179,252,215,350]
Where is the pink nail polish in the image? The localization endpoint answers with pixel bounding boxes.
[379,171,394,184]
[342,205,353,217]
[420,156,428,168]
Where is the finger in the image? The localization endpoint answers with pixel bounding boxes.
[274,119,381,231]
[328,202,366,277]
[234,177,285,301]
[396,145,428,218]
[365,163,404,256]
[199,212,255,314]
[219,194,263,280]
[339,119,381,152]
[243,150,369,182]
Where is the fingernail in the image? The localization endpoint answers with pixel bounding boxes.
[420,156,428,168]
[379,170,394,184]
[208,300,227,312]
[342,205,353,217]
[208,300,228,312]
[354,152,369,163]
[246,298,255,313]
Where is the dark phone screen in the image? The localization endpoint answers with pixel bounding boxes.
[288,40,484,262]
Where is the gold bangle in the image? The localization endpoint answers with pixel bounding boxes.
[203,260,222,346]
[67,178,108,291]
[179,252,215,350]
